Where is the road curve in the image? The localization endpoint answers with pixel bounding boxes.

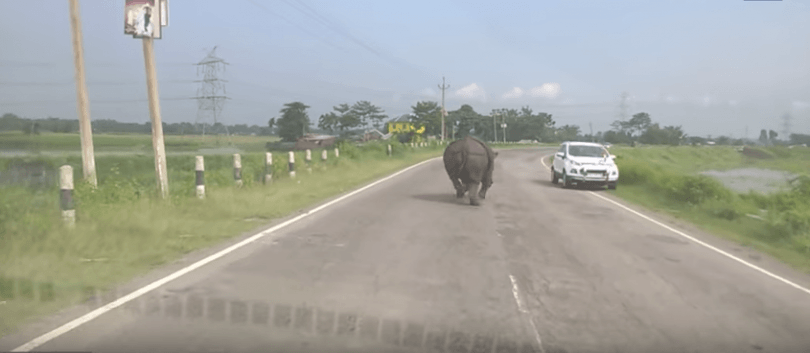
[3,147,810,353]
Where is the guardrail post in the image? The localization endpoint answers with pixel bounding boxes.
[195,156,205,199]
[321,149,327,162]
[388,144,392,156]
[60,165,75,228]
[288,151,296,178]
[233,154,242,187]
[334,148,339,158]
[264,153,273,184]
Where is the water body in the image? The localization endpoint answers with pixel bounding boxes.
[700,168,798,194]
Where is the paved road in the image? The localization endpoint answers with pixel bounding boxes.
[3,147,810,353]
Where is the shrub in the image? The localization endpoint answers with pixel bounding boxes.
[664,174,732,205]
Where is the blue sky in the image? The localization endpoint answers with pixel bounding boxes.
[1,0,809,138]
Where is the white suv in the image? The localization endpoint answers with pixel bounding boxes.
[551,142,619,189]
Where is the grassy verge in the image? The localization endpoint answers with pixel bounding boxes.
[0,140,538,337]
[606,145,810,273]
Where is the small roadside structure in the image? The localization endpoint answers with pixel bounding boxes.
[294,134,336,150]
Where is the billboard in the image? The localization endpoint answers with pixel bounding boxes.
[124,0,164,39]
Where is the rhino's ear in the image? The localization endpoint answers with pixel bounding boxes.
[494,152,499,158]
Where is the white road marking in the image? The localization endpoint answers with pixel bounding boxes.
[508,274,545,352]
[539,153,810,296]
[11,156,444,352]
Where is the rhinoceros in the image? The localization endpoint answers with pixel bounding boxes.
[443,136,498,206]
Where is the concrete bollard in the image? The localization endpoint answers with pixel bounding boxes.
[388,144,392,156]
[59,165,75,228]
[334,148,339,158]
[233,154,243,187]
[288,151,296,178]
[195,156,205,199]
[305,149,312,173]
[321,149,327,162]
[264,153,273,184]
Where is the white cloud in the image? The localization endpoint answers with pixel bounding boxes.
[728,100,739,107]
[454,83,486,101]
[702,95,713,107]
[792,101,810,111]
[420,88,437,96]
[665,95,680,104]
[501,87,524,100]
[528,83,561,99]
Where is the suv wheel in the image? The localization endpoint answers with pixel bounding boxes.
[608,182,617,190]
[562,173,573,188]
[551,169,558,184]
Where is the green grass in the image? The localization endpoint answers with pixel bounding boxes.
[604,145,810,273]
[0,139,538,337]
[0,131,280,153]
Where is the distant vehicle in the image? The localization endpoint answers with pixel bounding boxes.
[551,141,619,190]
[603,143,612,149]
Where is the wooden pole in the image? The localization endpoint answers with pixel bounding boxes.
[68,0,97,188]
[142,37,169,199]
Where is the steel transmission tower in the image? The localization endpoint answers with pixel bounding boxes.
[194,46,230,138]
[781,113,793,141]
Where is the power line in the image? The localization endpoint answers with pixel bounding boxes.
[243,0,346,52]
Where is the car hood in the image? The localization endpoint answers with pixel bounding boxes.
[567,156,615,167]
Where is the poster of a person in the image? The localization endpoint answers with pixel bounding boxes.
[124,0,161,39]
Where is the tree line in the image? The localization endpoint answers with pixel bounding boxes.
[4,104,809,146]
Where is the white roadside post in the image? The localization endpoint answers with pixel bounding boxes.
[306,149,312,174]
[195,156,205,199]
[388,144,392,156]
[233,154,242,187]
[334,148,339,158]
[60,165,75,228]
[288,151,296,178]
[264,152,273,184]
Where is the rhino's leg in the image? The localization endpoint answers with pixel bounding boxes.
[467,182,481,206]
[479,170,494,199]
[453,178,466,198]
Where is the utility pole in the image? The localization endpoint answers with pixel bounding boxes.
[194,47,230,140]
[493,114,498,143]
[438,77,449,141]
[143,37,169,199]
[502,116,507,143]
[68,0,97,188]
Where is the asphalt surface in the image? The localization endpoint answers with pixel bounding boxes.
[3,147,810,353]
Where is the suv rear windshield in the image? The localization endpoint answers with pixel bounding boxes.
[568,145,608,158]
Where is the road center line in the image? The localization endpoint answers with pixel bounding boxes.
[539,153,810,296]
[508,274,544,353]
[11,156,444,352]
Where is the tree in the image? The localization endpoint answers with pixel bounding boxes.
[277,102,310,142]
[449,105,484,139]
[790,133,810,145]
[769,130,778,142]
[759,129,768,144]
[317,112,339,133]
[556,125,582,142]
[350,101,387,131]
[268,117,276,134]
[411,101,442,136]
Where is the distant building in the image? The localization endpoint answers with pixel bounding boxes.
[294,134,336,150]
[362,128,390,142]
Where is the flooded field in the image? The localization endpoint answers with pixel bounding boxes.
[700,168,799,194]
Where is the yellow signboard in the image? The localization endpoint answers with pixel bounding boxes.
[387,122,425,134]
